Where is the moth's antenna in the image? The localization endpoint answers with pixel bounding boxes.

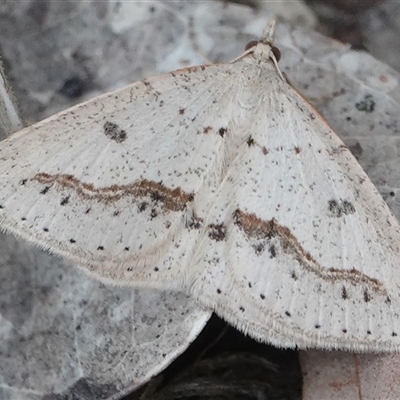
[260,20,276,45]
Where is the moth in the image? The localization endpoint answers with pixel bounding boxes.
[1,21,399,352]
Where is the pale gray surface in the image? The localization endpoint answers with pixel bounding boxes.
[0,59,23,139]
[0,232,209,400]
[1,1,400,399]
[360,1,400,73]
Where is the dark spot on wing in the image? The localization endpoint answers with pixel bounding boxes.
[60,196,70,206]
[103,121,127,143]
[262,146,268,155]
[187,216,203,230]
[150,208,158,219]
[247,136,255,146]
[40,186,50,195]
[208,223,226,241]
[342,200,355,214]
[328,199,355,217]
[253,243,265,255]
[138,202,149,212]
[150,191,164,202]
[218,127,227,137]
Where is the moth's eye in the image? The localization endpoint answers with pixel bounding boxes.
[245,40,258,51]
[271,45,281,62]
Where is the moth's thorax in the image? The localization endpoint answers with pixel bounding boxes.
[234,40,283,88]
[229,54,283,116]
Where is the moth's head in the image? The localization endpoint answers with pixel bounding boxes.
[245,40,281,63]
[243,19,281,66]
[233,20,284,80]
